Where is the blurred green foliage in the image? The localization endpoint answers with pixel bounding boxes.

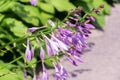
[0,0,117,79]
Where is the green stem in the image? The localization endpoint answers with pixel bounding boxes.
[0,55,23,70]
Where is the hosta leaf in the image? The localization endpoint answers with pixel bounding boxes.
[72,1,93,12]
[0,62,10,76]
[19,0,29,3]
[2,18,27,37]
[12,3,41,26]
[103,2,110,14]
[93,13,105,27]
[0,14,5,21]
[0,0,15,12]
[51,0,75,12]
[38,2,55,14]
[27,58,37,68]
[40,12,53,24]
[0,73,21,80]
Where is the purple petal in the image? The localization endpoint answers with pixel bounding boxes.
[93,8,100,14]
[30,0,37,6]
[84,24,95,29]
[28,27,40,33]
[40,46,45,60]
[66,21,76,27]
[48,19,55,28]
[24,69,27,80]
[42,64,48,80]
[60,64,68,78]
[51,35,68,52]
[69,17,78,21]
[25,46,31,61]
[74,55,83,63]
[44,35,59,55]
[31,46,34,59]
[53,62,68,80]
[67,57,78,66]
[46,42,53,57]
[89,16,95,22]
[82,29,91,34]
[25,39,32,61]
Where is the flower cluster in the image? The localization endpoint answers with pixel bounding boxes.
[24,6,96,80]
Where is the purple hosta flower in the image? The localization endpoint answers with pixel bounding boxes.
[30,0,37,6]
[66,21,76,27]
[25,38,34,61]
[84,23,95,29]
[38,63,48,80]
[71,32,86,49]
[46,41,53,57]
[28,26,45,33]
[48,19,55,28]
[67,49,83,66]
[24,69,27,80]
[28,27,40,33]
[88,16,95,22]
[57,28,73,45]
[53,62,68,80]
[82,28,91,34]
[69,17,78,21]
[40,46,45,60]
[51,35,68,52]
[73,55,83,63]
[93,8,100,14]
[44,35,59,56]
[66,56,78,66]
[42,64,48,80]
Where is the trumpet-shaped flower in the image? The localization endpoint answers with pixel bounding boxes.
[53,62,68,80]
[40,46,45,60]
[44,35,59,56]
[48,19,55,28]
[25,38,34,61]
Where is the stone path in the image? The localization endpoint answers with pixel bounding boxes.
[48,4,120,80]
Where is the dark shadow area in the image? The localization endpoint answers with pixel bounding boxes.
[52,68,91,78]
[70,68,92,77]
[83,42,95,53]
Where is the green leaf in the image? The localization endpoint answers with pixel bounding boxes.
[103,2,110,14]
[19,0,29,3]
[12,3,41,26]
[51,0,75,12]
[93,13,105,27]
[2,18,27,37]
[0,14,5,21]
[72,1,93,12]
[27,58,37,68]
[39,12,53,24]
[0,0,15,12]
[44,58,53,68]
[0,62,10,76]
[81,0,93,2]
[0,73,22,80]
[38,2,55,14]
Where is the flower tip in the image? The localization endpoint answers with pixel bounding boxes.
[30,0,37,6]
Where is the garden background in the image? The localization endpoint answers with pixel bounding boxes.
[0,0,119,80]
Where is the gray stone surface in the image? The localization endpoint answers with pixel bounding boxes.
[48,4,120,80]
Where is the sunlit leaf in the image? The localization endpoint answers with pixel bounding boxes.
[2,18,27,37]
[51,0,75,11]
